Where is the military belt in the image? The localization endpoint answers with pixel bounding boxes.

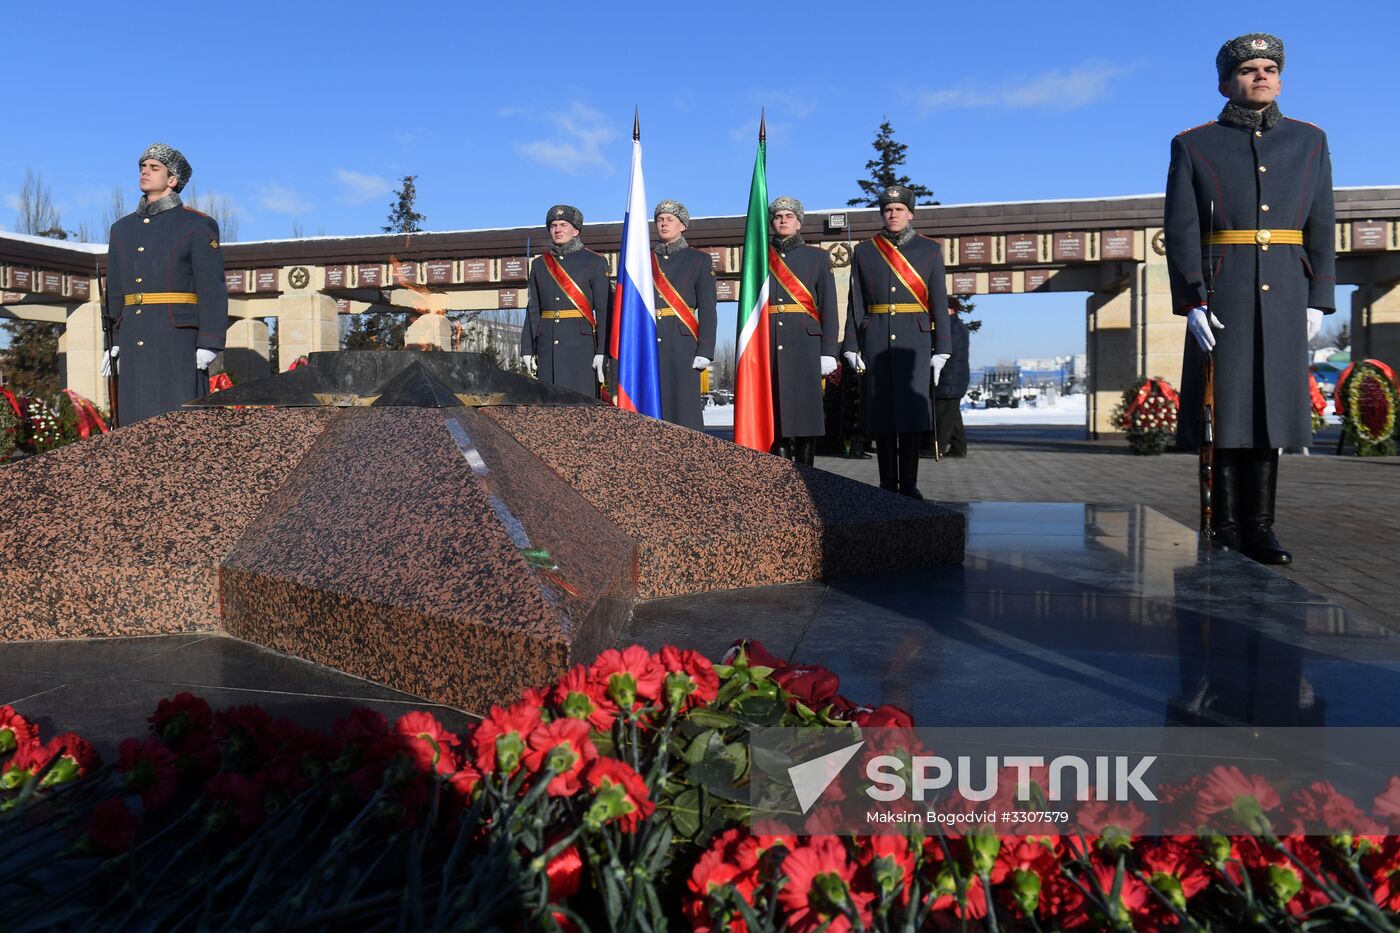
[124,292,198,306]
[770,303,811,314]
[865,303,927,314]
[1204,229,1304,246]
[541,309,586,320]
[657,307,681,317]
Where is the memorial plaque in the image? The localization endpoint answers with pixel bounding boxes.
[959,236,993,265]
[324,265,349,288]
[1024,269,1055,291]
[989,272,1013,294]
[951,272,978,295]
[255,269,280,292]
[225,270,247,294]
[1352,221,1387,251]
[498,288,523,308]
[1,291,22,304]
[701,248,725,272]
[715,279,738,302]
[7,267,32,291]
[393,262,418,285]
[357,264,383,287]
[500,257,528,281]
[425,260,453,285]
[39,271,63,295]
[463,259,491,282]
[68,276,90,300]
[1101,229,1136,260]
[1052,232,1087,262]
[335,298,351,314]
[1005,234,1038,263]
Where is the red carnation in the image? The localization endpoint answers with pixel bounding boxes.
[472,700,541,776]
[524,718,597,797]
[394,711,462,775]
[205,772,264,829]
[725,639,786,669]
[545,840,584,901]
[1193,765,1281,830]
[778,837,873,933]
[774,666,841,708]
[447,762,482,802]
[1283,780,1380,836]
[333,706,390,743]
[83,797,138,855]
[1373,775,1400,826]
[0,704,37,755]
[588,646,664,712]
[658,646,720,711]
[854,835,915,907]
[685,839,757,933]
[40,733,100,787]
[1140,837,1210,923]
[1363,837,1400,911]
[582,758,654,832]
[847,704,914,729]
[117,736,180,808]
[552,664,617,732]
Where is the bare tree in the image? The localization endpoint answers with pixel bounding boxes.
[76,220,94,243]
[16,169,63,236]
[100,184,128,233]
[183,186,240,241]
[290,219,304,239]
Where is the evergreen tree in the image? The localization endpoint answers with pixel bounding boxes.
[2,174,67,397]
[383,175,427,234]
[848,120,937,207]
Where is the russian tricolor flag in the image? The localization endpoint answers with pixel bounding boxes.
[609,123,662,417]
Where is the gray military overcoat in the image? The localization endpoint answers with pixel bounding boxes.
[842,233,952,434]
[768,239,838,438]
[1166,115,1336,449]
[521,247,612,398]
[104,203,227,424]
[652,245,717,430]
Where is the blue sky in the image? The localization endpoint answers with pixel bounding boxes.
[3,0,1394,367]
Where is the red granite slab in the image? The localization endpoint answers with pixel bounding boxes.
[220,408,635,712]
[483,406,965,598]
[0,409,335,638]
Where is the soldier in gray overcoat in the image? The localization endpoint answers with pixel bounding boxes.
[103,143,227,425]
[1166,33,1335,564]
[767,196,838,465]
[651,200,716,430]
[842,185,952,498]
[520,204,612,398]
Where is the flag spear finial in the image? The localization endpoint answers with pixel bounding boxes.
[759,109,766,143]
[633,107,640,141]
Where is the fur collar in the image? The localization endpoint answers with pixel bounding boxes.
[1217,100,1282,132]
[549,237,584,257]
[771,233,805,252]
[654,235,689,257]
[137,193,183,217]
[880,227,916,248]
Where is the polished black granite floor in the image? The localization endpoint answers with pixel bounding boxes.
[5,502,1396,745]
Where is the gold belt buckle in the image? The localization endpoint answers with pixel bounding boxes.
[1255,229,1272,245]
[132,292,143,305]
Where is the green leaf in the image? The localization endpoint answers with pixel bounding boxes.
[666,788,702,840]
[735,695,786,727]
[680,729,717,766]
[685,708,740,730]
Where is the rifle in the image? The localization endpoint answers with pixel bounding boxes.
[95,257,119,428]
[1198,200,1215,538]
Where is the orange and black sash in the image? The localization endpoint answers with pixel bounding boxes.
[651,255,700,339]
[870,235,930,312]
[543,253,596,328]
[767,247,821,324]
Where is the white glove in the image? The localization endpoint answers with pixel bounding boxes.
[843,350,865,374]
[819,355,838,377]
[931,353,950,386]
[593,354,606,384]
[522,355,538,377]
[100,346,118,377]
[196,349,218,370]
[1306,307,1324,340]
[692,356,710,371]
[1187,306,1224,352]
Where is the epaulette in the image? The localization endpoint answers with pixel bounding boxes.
[182,205,211,218]
[1177,121,1215,137]
[1284,117,1323,130]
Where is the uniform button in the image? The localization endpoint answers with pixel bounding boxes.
[890,286,897,292]
[1260,204,1270,212]
[136,340,144,346]
[554,339,560,345]
[142,218,150,224]
[1261,244,1270,251]
[1258,165,1268,173]
[777,344,783,350]
[137,246,145,252]
[778,320,784,326]
[1255,130,1263,137]
[1261,284,1271,292]
[134,309,142,315]
[135,277,143,283]
[891,335,897,341]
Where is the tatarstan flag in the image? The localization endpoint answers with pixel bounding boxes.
[734,120,774,452]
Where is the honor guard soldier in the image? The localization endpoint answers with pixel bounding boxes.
[520,205,612,397]
[842,185,951,498]
[767,196,838,465]
[651,200,717,430]
[102,143,227,425]
[1166,33,1335,564]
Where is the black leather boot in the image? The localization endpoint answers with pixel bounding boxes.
[794,437,816,466]
[1242,449,1291,565]
[1209,448,1243,550]
[897,432,923,499]
[875,433,898,490]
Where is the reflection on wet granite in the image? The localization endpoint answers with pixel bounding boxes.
[629,502,1400,728]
